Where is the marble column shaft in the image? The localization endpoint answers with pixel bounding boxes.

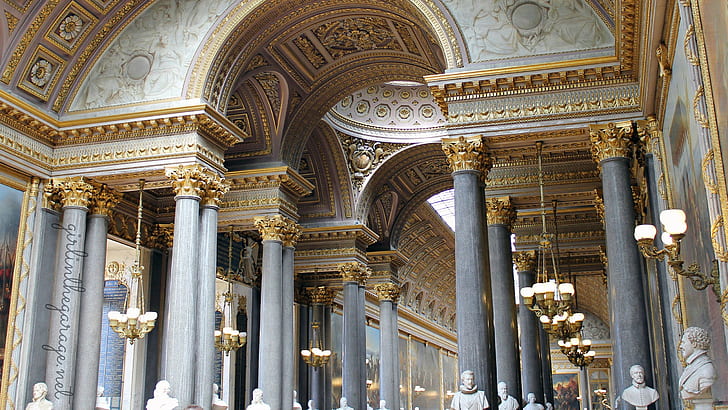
[258,238,284,409]
[195,201,220,408]
[74,212,111,409]
[162,194,200,406]
[539,327,554,404]
[515,254,544,403]
[379,299,395,406]
[44,178,92,409]
[342,279,362,407]
[282,245,295,410]
[357,283,367,407]
[389,302,400,410]
[487,198,521,400]
[591,123,653,397]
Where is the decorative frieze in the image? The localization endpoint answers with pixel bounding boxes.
[375,282,401,303]
[513,251,537,272]
[486,196,516,227]
[441,135,492,175]
[148,223,174,250]
[589,121,634,162]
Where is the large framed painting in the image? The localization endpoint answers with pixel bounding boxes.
[552,372,580,410]
[0,183,24,378]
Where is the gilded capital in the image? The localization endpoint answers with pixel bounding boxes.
[50,176,94,208]
[43,181,62,211]
[375,282,401,303]
[486,196,516,227]
[149,223,174,250]
[589,121,635,162]
[255,214,292,242]
[88,184,120,217]
[339,261,370,285]
[282,222,302,248]
[165,164,207,198]
[513,250,537,272]
[442,136,493,175]
[636,115,661,152]
[200,174,229,207]
[306,286,336,305]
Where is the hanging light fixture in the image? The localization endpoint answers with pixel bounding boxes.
[520,142,583,338]
[215,226,247,355]
[300,321,332,367]
[108,180,158,344]
[558,334,596,369]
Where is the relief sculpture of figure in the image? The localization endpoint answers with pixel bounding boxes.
[678,327,716,408]
[618,364,658,410]
[450,370,489,409]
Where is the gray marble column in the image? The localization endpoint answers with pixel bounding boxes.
[375,283,401,410]
[74,185,118,409]
[591,122,653,398]
[340,262,369,409]
[254,215,291,410]
[195,177,227,409]
[539,327,554,404]
[358,282,367,407]
[43,177,93,409]
[442,136,497,402]
[514,251,544,403]
[307,286,336,410]
[486,197,521,401]
[162,165,204,406]
[282,224,301,410]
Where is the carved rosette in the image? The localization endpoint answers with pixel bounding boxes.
[148,223,174,250]
[165,164,207,198]
[339,261,370,285]
[282,222,302,248]
[375,282,401,303]
[513,251,536,272]
[200,174,229,208]
[486,196,516,227]
[441,136,493,176]
[306,286,336,306]
[589,121,635,162]
[88,183,120,217]
[49,176,94,208]
[255,215,293,242]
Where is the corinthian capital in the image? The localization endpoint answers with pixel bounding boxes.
[636,115,661,153]
[88,183,120,217]
[255,215,293,242]
[375,282,401,303]
[200,174,230,207]
[50,176,94,208]
[513,250,537,272]
[589,121,635,162]
[339,261,371,285]
[282,222,302,248]
[306,286,336,306]
[165,164,207,198]
[442,135,492,175]
[486,196,516,227]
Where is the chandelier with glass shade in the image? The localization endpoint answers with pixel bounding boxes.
[519,142,583,338]
[215,226,247,355]
[300,321,332,367]
[108,180,158,343]
[558,335,596,368]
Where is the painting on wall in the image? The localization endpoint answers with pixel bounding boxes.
[365,325,381,407]
[442,352,458,409]
[0,183,23,377]
[552,372,579,410]
[398,336,409,410]
[410,339,441,409]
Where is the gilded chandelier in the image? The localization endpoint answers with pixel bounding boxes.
[558,335,595,368]
[300,321,331,367]
[215,226,247,355]
[108,180,157,344]
[520,142,582,338]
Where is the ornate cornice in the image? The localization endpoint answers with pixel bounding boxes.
[513,250,537,272]
[88,183,120,217]
[255,214,296,242]
[49,176,93,208]
[589,120,635,162]
[486,196,516,227]
[441,135,492,175]
[593,189,605,226]
[306,286,336,306]
[299,225,379,247]
[200,175,230,208]
[339,261,370,285]
[375,282,401,303]
[165,165,207,198]
[227,167,314,200]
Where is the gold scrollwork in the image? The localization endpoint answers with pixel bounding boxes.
[701,149,718,194]
[721,287,728,328]
[486,196,516,227]
[200,175,230,208]
[254,214,294,242]
[683,24,700,66]
[339,261,371,285]
[710,215,728,262]
[441,136,492,175]
[692,85,709,128]
[165,164,207,198]
[589,121,634,161]
[513,250,537,272]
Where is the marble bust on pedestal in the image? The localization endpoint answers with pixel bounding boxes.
[523,393,544,410]
[619,364,658,410]
[25,382,53,410]
[450,370,490,410]
[497,382,518,410]
[212,383,228,410]
[678,327,716,409]
[336,397,354,410]
[246,388,270,410]
[376,399,389,410]
[146,380,179,410]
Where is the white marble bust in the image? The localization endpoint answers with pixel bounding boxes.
[497,382,518,410]
[293,390,302,410]
[306,399,317,410]
[619,364,658,409]
[246,388,270,410]
[679,327,716,406]
[337,397,354,410]
[450,370,489,410]
[95,386,111,410]
[25,382,53,410]
[523,393,544,410]
[146,380,179,410]
[212,383,228,410]
[376,399,389,410]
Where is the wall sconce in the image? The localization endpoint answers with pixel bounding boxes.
[634,209,721,298]
[301,321,332,367]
